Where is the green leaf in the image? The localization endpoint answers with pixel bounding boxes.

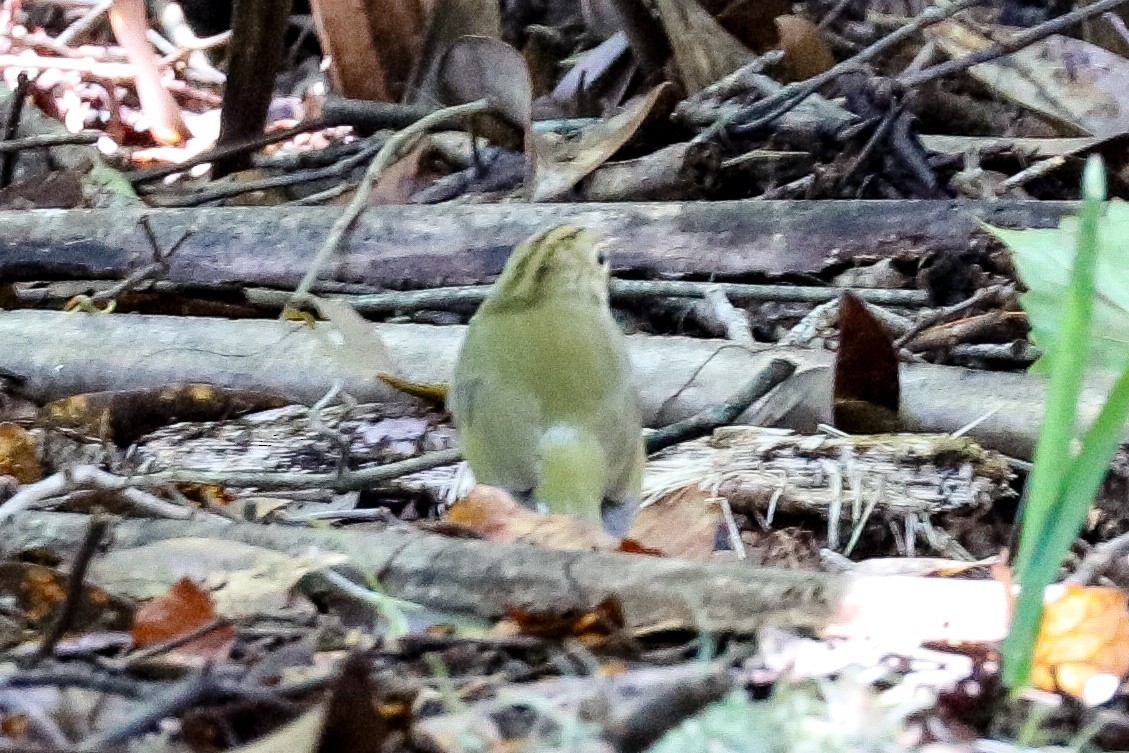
[986,198,1129,373]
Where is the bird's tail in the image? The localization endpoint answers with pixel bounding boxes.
[535,424,607,527]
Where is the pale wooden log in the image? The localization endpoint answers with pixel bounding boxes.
[1,511,845,634]
[0,201,1074,285]
[0,309,1106,460]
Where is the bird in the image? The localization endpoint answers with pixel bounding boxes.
[448,224,645,537]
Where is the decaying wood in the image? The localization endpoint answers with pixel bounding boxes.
[645,426,1012,514]
[2,511,846,634]
[0,309,1113,460]
[0,201,1075,285]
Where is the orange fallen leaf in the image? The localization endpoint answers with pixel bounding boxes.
[0,422,40,483]
[628,486,722,559]
[1031,584,1129,702]
[132,577,235,663]
[446,485,618,550]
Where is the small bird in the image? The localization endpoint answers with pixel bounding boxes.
[449,225,645,536]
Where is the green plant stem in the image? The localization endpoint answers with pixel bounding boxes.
[1003,156,1104,690]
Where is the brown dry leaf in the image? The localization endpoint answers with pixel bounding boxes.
[369,137,445,204]
[88,538,348,617]
[714,0,791,53]
[0,561,133,631]
[628,486,722,559]
[0,422,40,483]
[530,82,674,201]
[131,577,235,664]
[39,384,289,445]
[773,15,835,82]
[438,36,531,153]
[928,21,1129,137]
[1032,584,1129,703]
[506,596,627,646]
[311,297,397,378]
[446,486,618,550]
[833,291,901,433]
[408,0,501,105]
[651,0,754,93]
[309,0,429,102]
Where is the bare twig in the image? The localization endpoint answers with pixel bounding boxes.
[734,0,985,133]
[285,99,492,314]
[0,72,31,187]
[30,515,110,664]
[645,358,796,454]
[893,284,1012,348]
[899,0,1129,88]
[247,281,929,314]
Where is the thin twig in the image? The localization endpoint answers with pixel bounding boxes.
[246,281,929,314]
[899,0,1129,88]
[893,284,1012,348]
[285,99,492,314]
[645,358,796,454]
[0,72,31,186]
[124,119,328,183]
[0,131,100,153]
[734,0,985,133]
[30,515,110,665]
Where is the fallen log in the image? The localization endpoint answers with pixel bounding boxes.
[0,201,1073,286]
[0,309,1110,460]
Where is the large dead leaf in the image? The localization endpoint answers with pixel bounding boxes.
[89,538,348,617]
[132,577,235,665]
[438,36,531,152]
[309,0,429,102]
[651,0,754,93]
[531,83,673,201]
[0,422,40,483]
[406,0,501,105]
[1032,584,1129,704]
[929,21,1129,137]
[628,486,722,559]
[833,292,900,433]
[312,297,398,378]
[446,485,619,550]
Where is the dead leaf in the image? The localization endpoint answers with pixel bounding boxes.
[88,538,348,617]
[317,653,401,753]
[406,0,501,106]
[928,21,1129,137]
[369,137,446,204]
[438,35,531,153]
[530,83,674,201]
[308,0,429,102]
[506,596,627,645]
[311,297,398,378]
[131,577,235,664]
[446,485,618,550]
[550,31,633,112]
[628,486,722,559]
[0,561,132,632]
[39,384,289,445]
[714,0,791,53]
[833,291,900,433]
[0,422,40,483]
[1032,584,1129,704]
[773,15,835,82]
[651,0,754,93]
[376,372,448,408]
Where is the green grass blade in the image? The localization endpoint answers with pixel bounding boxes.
[1003,156,1106,690]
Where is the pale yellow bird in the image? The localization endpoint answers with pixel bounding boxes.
[448,225,645,536]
